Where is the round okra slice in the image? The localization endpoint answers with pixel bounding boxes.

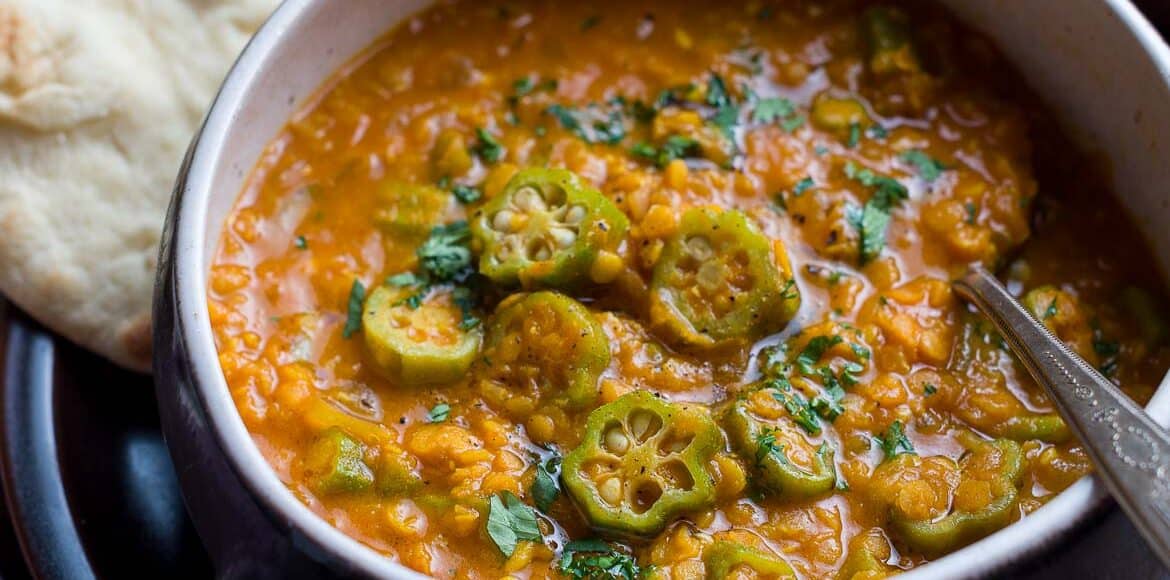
[872,434,1024,556]
[723,388,836,500]
[362,284,482,386]
[471,168,629,289]
[704,541,796,579]
[562,391,720,538]
[479,291,610,410]
[649,207,800,349]
[304,427,374,495]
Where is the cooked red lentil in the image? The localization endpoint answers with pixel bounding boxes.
[208,0,1170,577]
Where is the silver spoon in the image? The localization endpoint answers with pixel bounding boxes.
[954,265,1170,569]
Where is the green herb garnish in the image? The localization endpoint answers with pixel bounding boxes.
[559,539,640,579]
[901,150,946,183]
[473,128,504,163]
[846,123,862,148]
[769,380,821,435]
[631,135,700,167]
[417,221,473,282]
[876,420,916,460]
[531,454,561,512]
[795,335,844,375]
[845,161,908,264]
[386,272,423,287]
[427,402,451,423]
[486,491,542,557]
[452,184,482,204]
[792,176,814,197]
[1043,298,1059,320]
[342,279,366,339]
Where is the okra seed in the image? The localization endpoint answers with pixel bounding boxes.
[599,477,623,505]
[550,227,576,249]
[605,428,630,454]
[565,205,587,224]
[492,210,515,231]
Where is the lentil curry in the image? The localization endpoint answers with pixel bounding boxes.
[208,0,1170,577]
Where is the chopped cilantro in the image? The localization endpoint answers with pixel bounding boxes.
[418,221,473,282]
[427,402,451,423]
[512,77,535,97]
[769,380,821,435]
[850,202,892,264]
[1043,298,1059,320]
[752,97,795,124]
[780,278,799,301]
[844,162,908,264]
[706,74,732,108]
[752,97,803,133]
[847,122,862,148]
[796,335,843,374]
[559,539,640,579]
[342,279,366,339]
[964,201,978,224]
[772,192,788,212]
[781,115,805,133]
[452,285,481,330]
[923,383,938,396]
[294,235,308,250]
[532,454,561,512]
[452,184,482,204]
[630,142,658,159]
[876,420,916,460]
[580,15,601,31]
[849,343,871,360]
[844,162,908,209]
[386,272,423,287]
[900,150,946,182]
[755,429,783,467]
[631,136,700,167]
[473,128,504,163]
[867,125,889,139]
[486,492,542,557]
[811,390,845,421]
[394,292,424,310]
[792,176,814,196]
[545,103,626,145]
[629,99,658,123]
[711,103,740,138]
[839,361,865,387]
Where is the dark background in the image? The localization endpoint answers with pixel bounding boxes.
[1,2,1169,579]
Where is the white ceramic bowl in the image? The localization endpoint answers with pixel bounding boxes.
[154,1,1170,577]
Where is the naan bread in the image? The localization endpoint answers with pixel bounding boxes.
[0,0,277,372]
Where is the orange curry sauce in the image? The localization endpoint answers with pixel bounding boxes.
[208,1,1170,577]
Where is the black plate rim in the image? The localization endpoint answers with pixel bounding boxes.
[0,309,96,580]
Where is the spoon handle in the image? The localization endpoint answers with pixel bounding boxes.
[954,266,1170,568]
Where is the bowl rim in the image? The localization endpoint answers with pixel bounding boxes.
[168,0,1170,578]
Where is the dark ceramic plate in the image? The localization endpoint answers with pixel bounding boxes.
[0,303,211,579]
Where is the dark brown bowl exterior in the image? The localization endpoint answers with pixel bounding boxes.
[153,144,349,580]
